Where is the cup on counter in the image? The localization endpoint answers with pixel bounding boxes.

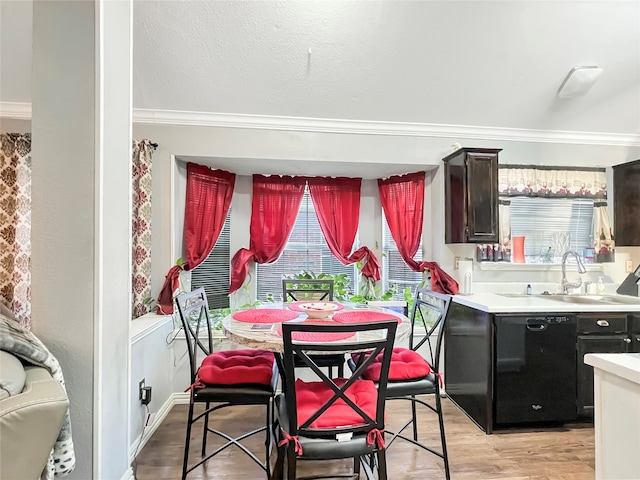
[512,236,526,263]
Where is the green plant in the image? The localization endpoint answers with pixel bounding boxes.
[282,270,351,302]
[347,260,396,304]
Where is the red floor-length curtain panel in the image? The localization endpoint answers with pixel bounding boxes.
[229,175,307,294]
[378,172,458,294]
[157,164,235,314]
[307,177,380,280]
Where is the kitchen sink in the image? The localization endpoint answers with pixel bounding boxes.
[498,293,640,305]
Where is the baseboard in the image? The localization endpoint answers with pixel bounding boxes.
[120,467,135,480]
[129,392,187,462]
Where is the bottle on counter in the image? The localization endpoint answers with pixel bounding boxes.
[597,276,606,294]
[526,284,532,295]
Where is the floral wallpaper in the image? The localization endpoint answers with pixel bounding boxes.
[0,133,31,327]
[132,139,154,318]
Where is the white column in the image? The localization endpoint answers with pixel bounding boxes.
[31,1,132,479]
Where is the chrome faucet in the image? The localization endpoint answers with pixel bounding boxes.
[561,250,587,294]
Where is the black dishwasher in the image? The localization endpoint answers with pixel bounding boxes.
[494,314,577,425]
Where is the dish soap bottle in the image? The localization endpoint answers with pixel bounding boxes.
[597,276,606,295]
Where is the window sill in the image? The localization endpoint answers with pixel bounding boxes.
[477,262,606,272]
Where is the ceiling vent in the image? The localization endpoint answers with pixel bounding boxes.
[557,66,603,98]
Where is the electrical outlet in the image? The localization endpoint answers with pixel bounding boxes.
[141,386,152,405]
[626,260,634,273]
[454,256,460,270]
[138,378,145,401]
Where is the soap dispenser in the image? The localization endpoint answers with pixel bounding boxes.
[597,276,606,294]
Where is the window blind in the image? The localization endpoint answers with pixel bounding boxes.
[256,187,357,301]
[510,197,594,262]
[190,213,231,309]
[382,217,423,298]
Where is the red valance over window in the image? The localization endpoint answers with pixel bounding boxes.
[157,163,235,314]
[229,175,307,293]
[307,177,380,280]
[378,172,458,295]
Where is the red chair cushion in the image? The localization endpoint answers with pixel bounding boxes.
[295,378,378,429]
[354,347,431,382]
[197,349,274,386]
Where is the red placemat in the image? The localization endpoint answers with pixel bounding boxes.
[276,320,356,342]
[287,301,344,313]
[332,310,403,324]
[232,309,299,324]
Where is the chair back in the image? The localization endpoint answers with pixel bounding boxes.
[408,288,452,374]
[281,320,397,441]
[175,288,214,383]
[282,278,334,302]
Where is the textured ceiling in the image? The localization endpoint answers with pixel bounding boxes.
[2,1,639,135]
[135,0,640,135]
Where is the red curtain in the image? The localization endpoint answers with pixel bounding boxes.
[184,163,236,269]
[157,163,236,314]
[378,172,458,295]
[229,175,307,293]
[307,177,380,280]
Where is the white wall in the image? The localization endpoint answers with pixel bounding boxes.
[0,118,30,133]
[134,121,640,303]
[130,316,174,448]
[30,2,132,478]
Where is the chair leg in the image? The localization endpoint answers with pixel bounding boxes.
[353,456,360,477]
[286,445,297,480]
[201,401,210,457]
[265,402,271,480]
[376,449,388,480]
[338,360,344,378]
[411,396,418,442]
[182,401,195,480]
[273,427,285,479]
[435,392,451,480]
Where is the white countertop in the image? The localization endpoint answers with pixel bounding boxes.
[452,292,640,314]
[584,353,640,385]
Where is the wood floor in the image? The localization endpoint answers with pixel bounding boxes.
[133,397,595,480]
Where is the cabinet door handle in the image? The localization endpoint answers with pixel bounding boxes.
[596,320,610,327]
[624,338,631,344]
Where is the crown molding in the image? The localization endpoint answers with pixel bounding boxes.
[2,102,639,147]
[0,102,32,119]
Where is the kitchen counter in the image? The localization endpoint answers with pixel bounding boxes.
[452,292,640,313]
[583,353,640,479]
[444,296,640,434]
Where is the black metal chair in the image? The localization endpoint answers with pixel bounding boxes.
[349,288,452,479]
[175,288,278,479]
[282,278,334,302]
[282,278,345,377]
[274,319,398,480]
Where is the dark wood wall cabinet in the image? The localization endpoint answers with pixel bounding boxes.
[443,147,501,244]
[613,159,640,246]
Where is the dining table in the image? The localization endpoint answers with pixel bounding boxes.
[221,301,412,353]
